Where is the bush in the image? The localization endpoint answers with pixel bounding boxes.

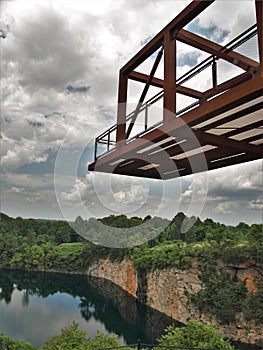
[158,320,233,349]
[0,333,37,350]
[43,321,120,350]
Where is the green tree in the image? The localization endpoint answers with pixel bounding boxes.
[30,245,45,269]
[247,224,263,244]
[43,321,119,350]
[0,333,37,350]
[10,252,24,269]
[158,320,233,349]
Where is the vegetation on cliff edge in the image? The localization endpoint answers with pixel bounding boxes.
[0,212,262,325]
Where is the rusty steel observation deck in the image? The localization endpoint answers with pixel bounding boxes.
[89,0,263,180]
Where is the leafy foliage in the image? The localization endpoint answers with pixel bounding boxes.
[0,322,120,350]
[0,333,38,350]
[1,320,235,350]
[242,283,263,324]
[190,270,247,324]
[158,320,233,349]
[1,212,262,327]
[43,321,119,350]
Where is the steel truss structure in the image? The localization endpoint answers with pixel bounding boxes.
[89,0,263,180]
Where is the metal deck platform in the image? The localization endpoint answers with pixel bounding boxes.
[89,0,263,180]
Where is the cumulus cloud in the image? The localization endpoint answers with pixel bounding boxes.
[113,184,148,205]
[1,186,60,219]
[1,172,54,189]
[179,173,208,204]
[248,198,263,211]
[207,161,262,200]
[1,0,261,224]
[55,172,175,220]
[213,201,239,215]
[2,7,93,92]
[58,173,149,216]
[178,160,262,222]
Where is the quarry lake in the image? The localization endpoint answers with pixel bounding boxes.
[0,269,174,347]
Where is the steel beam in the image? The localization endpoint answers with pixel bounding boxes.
[126,47,163,139]
[120,0,214,75]
[89,0,263,180]
[129,71,203,99]
[256,0,263,75]
[203,72,252,100]
[199,102,262,132]
[193,129,262,156]
[180,77,263,127]
[177,29,259,72]
[116,72,128,147]
[163,32,176,123]
[128,71,163,88]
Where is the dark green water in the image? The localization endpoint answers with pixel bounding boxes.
[0,269,175,347]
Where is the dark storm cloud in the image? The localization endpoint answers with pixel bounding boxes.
[2,7,94,92]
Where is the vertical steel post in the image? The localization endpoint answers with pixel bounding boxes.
[94,138,98,160]
[163,31,176,124]
[212,55,217,89]
[145,106,148,130]
[107,131,110,152]
[255,0,263,76]
[116,71,128,148]
[126,46,163,139]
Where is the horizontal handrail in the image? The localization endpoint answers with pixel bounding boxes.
[94,24,258,160]
[177,24,257,85]
[96,90,164,145]
[97,341,231,350]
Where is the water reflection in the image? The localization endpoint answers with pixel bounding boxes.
[0,270,176,346]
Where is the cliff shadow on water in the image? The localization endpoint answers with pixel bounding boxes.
[0,269,179,344]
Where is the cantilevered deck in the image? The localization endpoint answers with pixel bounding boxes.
[88,0,263,180]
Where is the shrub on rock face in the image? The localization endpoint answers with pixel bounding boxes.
[158,320,234,349]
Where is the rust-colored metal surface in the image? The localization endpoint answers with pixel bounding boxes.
[89,0,263,180]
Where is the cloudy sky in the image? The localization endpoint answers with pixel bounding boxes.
[1,0,262,226]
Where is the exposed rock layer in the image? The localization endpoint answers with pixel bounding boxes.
[86,257,263,346]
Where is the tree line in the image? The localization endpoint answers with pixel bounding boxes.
[0,211,262,326]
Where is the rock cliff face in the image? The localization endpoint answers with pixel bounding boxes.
[86,258,263,346]
[87,257,137,297]
[138,267,202,323]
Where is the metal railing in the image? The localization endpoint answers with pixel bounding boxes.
[93,24,258,161]
[94,90,164,159]
[98,340,231,350]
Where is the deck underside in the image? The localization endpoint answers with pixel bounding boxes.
[89,77,262,180]
[88,0,263,180]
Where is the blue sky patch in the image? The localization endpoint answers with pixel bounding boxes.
[16,149,57,175]
[141,35,153,46]
[177,52,200,67]
[66,84,91,93]
[28,120,44,128]
[188,20,229,43]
